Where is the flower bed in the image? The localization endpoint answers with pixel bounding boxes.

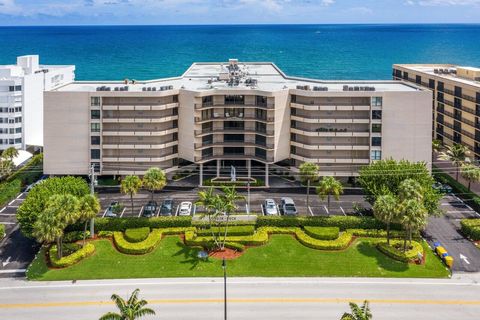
[49,243,95,268]
[376,240,423,263]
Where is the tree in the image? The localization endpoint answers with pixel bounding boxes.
[373,194,398,245]
[341,301,372,320]
[460,163,480,191]
[220,186,245,249]
[358,159,442,215]
[99,289,155,320]
[398,179,423,202]
[195,187,221,248]
[432,139,443,163]
[33,194,80,259]
[142,168,167,202]
[77,194,100,246]
[399,198,428,252]
[299,162,319,208]
[317,176,343,212]
[17,176,90,238]
[0,158,14,178]
[1,146,19,162]
[438,143,470,181]
[121,175,142,214]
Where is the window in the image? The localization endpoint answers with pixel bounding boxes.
[15,127,21,133]
[256,122,266,133]
[91,123,100,132]
[255,109,267,120]
[91,149,100,159]
[372,124,382,133]
[225,95,244,105]
[437,82,444,92]
[403,72,409,80]
[255,135,266,146]
[371,150,382,160]
[416,75,421,84]
[172,145,178,153]
[290,95,297,103]
[202,96,213,106]
[91,136,100,145]
[202,135,213,145]
[224,134,244,142]
[372,110,382,120]
[372,137,382,147]
[429,79,435,89]
[172,120,178,128]
[90,97,101,106]
[255,148,266,159]
[454,97,462,108]
[91,110,100,119]
[15,85,22,91]
[173,95,179,103]
[91,162,100,173]
[256,96,268,107]
[9,86,14,92]
[202,147,213,157]
[371,97,383,107]
[224,147,244,155]
[454,86,462,97]
[15,138,21,144]
[224,121,244,130]
[437,92,444,103]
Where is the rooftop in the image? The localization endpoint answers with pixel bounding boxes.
[56,59,421,93]
[394,64,480,88]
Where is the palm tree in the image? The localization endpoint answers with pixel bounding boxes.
[0,158,14,178]
[77,194,100,245]
[220,186,245,250]
[142,168,167,202]
[32,210,63,258]
[121,175,142,214]
[99,289,155,320]
[341,301,372,320]
[373,194,398,245]
[438,143,470,181]
[316,176,343,212]
[398,178,423,202]
[460,163,480,191]
[432,139,443,163]
[195,187,221,248]
[1,146,19,162]
[299,162,319,208]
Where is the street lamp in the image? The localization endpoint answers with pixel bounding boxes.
[222,257,227,320]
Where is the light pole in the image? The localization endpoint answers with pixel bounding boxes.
[247,181,250,215]
[89,164,97,238]
[222,257,227,320]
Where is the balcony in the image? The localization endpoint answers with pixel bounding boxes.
[102,102,179,111]
[290,153,369,164]
[194,103,275,110]
[291,103,370,111]
[291,115,369,124]
[291,141,369,151]
[195,128,274,136]
[102,128,178,136]
[291,128,370,137]
[102,153,178,162]
[194,153,274,163]
[194,115,274,123]
[102,115,178,124]
[102,140,178,150]
[194,141,274,150]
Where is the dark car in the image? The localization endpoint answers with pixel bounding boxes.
[105,201,120,218]
[160,199,174,216]
[142,201,158,218]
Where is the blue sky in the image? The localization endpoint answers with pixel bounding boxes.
[0,0,479,25]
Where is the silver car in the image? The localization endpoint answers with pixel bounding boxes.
[178,201,192,216]
[264,199,279,216]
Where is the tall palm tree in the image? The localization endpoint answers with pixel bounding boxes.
[398,178,423,202]
[220,186,245,250]
[341,301,372,320]
[99,289,155,320]
[316,176,343,212]
[432,139,443,163]
[0,158,14,178]
[299,162,319,208]
[142,168,167,202]
[1,146,19,162]
[77,194,100,245]
[373,194,398,245]
[460,163,480,191]
[195,187,221,248]
[121,175,142,214]
[32,210,63,258]
[438,143,470,181]
[399,199,428,252]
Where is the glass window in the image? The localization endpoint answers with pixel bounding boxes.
[372,137,382,147]
[91,123,100,132]
[371,150,382,160]
[9,86,15,92]
[15,85,22,91]
[90,97,101,106]
[371,97,382,107]
[256,96,268,107]
[91,149,100,159]
[91,110,100,119]
[416,75,421,84]
[429,79,435,89]
[372,110,382,120]
[91,136,100,145]
[225,95,244,105]
[372,124,382,133]
[202,96,213,106]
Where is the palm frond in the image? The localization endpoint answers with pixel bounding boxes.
[98,312,123,320]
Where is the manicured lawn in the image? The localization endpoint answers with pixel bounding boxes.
[27,235,450,281]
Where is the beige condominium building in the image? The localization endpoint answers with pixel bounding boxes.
[393,64,480,160]
[44,59,431,186]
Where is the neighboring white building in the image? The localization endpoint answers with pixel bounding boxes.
[0,55,75,151]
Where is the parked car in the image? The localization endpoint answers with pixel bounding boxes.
[280,197,298,216]
[433,182,453,194]
[263,199,279,215]
[105,201,120,218]
[160,199,174,216]
[142,201,158,218]
[178,201,193,216]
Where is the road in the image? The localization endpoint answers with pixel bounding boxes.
[0,277,479,319]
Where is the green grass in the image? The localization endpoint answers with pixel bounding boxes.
[27,235,450,281]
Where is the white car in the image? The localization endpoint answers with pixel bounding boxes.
[178,201,192,216]
[263,199,279,215]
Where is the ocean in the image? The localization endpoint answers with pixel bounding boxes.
[1,24,480,81]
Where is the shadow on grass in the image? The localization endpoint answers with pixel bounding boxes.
[172,240,213,270]
[356,241,409,273]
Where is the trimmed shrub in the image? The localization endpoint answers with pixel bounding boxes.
[124,227,150,243]
[296,230,352,250]
[377,240,423,262]
[347,229,407,239]
[192,219,256,227]
[68,216,192,232]
[460,219,480,240]
[113,229,163,255]
[195,225,255,237]
[98,231,114,238]
[63,231,90,243]
[256,216,397,231]
[224,242,245,252]
[303,226,339,240]
[49,243,95,268]
[0,224,5,239]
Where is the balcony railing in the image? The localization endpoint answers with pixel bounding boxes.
[194,116,274,123]
[194,154,274,163]
[194,103,275,110]
[194,141,274,150]
[194,128,275,136]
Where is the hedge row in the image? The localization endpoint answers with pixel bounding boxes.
[348,229,407,239]
[49,243,95,268]
[192,219,257,227]
[303,226,340,240]
[256,216,397,231]
[376,240,423,263]
[195,225,255,237]
[68,217,192,232]
[63,231,91,243]
[0,224,5,239]
[124,227,150,243]
[113,229,163,255]
[460,219,480,241]
[296,230,352,250]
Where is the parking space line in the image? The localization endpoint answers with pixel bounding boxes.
[0,269,26,274]
[101,208,108,218]
[0,207,5,214]
[120,208,126,218]
[193,204,197,216]
[308,206,314,216]
[8,206,19,208]
[447,210,475,214]
[0,222,16,225]
[0,213,16,216]
[16,193,23,199]
[340,206,346,216]
[7,200,15,206]
[323,205,329,215]
[138,206,144,218]
[260,205,265,216]
[175,205,179,216]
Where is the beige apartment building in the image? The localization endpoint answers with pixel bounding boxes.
[44,59,432,186]
[393,64,480,160]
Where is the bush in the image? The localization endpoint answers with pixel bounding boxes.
[124,227,150,243]
[63,231,91,243]
[0,224,5,239]
[256,216,396,231]
[68,216,192,232]
[224,242,245,252]
[192,219,256,227]
[460,219,480,240]
[296,230,352,250]
[195,225,255,237]
[377,240,423,262]
[98,231,114,238]
[113,229,163,255]
[347,229,407,239]
[49,243,95,268]
[303,226,339,240]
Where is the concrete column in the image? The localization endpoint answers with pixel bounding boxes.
[199,163,203,187]
[216,159,220,178]
[247,159,251,179]
[265,163,269,187]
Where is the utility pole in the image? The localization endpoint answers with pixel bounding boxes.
[247,181,250,215]
[89,164,96,238]
[222,257,227,320]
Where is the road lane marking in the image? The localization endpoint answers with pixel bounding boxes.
[16,193,23,199]
[1,297,480,309]
[447,210,475,214]
[340,206,346,216]
[0,269,25,274]
[460,254,471,265]
[0,207,4,213]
